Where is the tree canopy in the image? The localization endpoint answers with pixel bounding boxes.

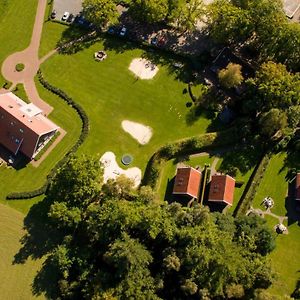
[82,0,119,28]
[218,63,244,89]
[44,155,276,299]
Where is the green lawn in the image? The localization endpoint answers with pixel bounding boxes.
[250,152,300,297]
[158,154,215,201]
[158,146,261,211]
[0,79,81,213]
[0,0,37,86]
[39,21,68,58]
[40,35,213,172]
[252,153,288,216]
[268,223,300,297]
[0,204,44,299]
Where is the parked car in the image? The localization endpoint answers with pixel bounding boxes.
[107,26,115,34]
[67,13,74,23]
[50,10,56,19]
[151,37,158,46]
[62,12,70,21]
[119,26,127,37]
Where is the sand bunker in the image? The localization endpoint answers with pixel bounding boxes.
[100,151,142,187]
[122,120,153,145]
[129,58,159,79]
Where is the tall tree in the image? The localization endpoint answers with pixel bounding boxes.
[83,0,119,28]
[259,108,287,138]
[169,0,204,32]
[218,63,244,89]
[246,61,300,112]
[129,0,169,23]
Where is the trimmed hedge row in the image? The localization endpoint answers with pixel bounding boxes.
[6,71,89,199]
[233,153,270,217]
[142,127,241,189]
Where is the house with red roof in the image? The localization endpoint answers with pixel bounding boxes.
[296,173,300,201]
[208,174,235,206]
[0,92,59,159]
[173,166,202,199]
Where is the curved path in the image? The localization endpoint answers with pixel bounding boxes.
[0,0,53,115]
[0,0,66,166]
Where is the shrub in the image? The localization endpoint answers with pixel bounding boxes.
[15,63,25,72]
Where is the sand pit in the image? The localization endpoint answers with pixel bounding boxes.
[100,151,142,187]
[122,120,153,145]
[129,58,159,79]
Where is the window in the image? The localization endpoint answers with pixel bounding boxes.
[15,138,20,144]
[19,128,24,133]
[10,121,15,126]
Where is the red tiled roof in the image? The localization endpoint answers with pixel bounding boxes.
[208,174,235,206]
[0,93,58,158]
[173,167,202,198]
[296,173,300,201]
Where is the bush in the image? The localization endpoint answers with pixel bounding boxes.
[6,71,89,200]
[15,63,25,72]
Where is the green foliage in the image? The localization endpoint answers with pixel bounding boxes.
[48,154,103,206]
[129,0,169,23]
[83,0,119,28]
[209,0,300,70]
[208,0,253,44]
[169,0,204,32]
[218,63,244,89]
[15,63,25,72]
[247,62,300,112]
[44,156,276,298]
[287,106,300,129]
[259,109,287,138]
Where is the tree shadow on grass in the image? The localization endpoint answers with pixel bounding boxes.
[141,50,193,83]
[57,25,99,55]
[185,105,216,127]
[13,197,62,264]
[32,256,60,299]
[218,144,263,176]
[13,196,64,298]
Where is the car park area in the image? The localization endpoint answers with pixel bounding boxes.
[52,0,82,22]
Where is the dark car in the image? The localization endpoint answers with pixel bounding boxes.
[50,10,56,19]
[67,13,74,23]
[107,26,115,34]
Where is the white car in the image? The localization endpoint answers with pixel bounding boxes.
[119,26,127,37]
[62,12,70,21]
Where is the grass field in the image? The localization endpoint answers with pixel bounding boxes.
[0,0,37,87]
[158,154,215,201]
[0,204,44,299]
[252,153,289,216]
[158,145,261,212]
[0,79,81,212]
[40,34,213,172]
[250,152,300,297]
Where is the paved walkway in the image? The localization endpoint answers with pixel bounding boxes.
[247,207,289,234]
[0,0,53,115]
[0,0,68,166]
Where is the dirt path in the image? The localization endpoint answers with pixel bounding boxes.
[1,0,53,115]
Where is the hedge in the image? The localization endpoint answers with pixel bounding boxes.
[6,71,89,200]
[233,153,270,217]
[142,127,241,189]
